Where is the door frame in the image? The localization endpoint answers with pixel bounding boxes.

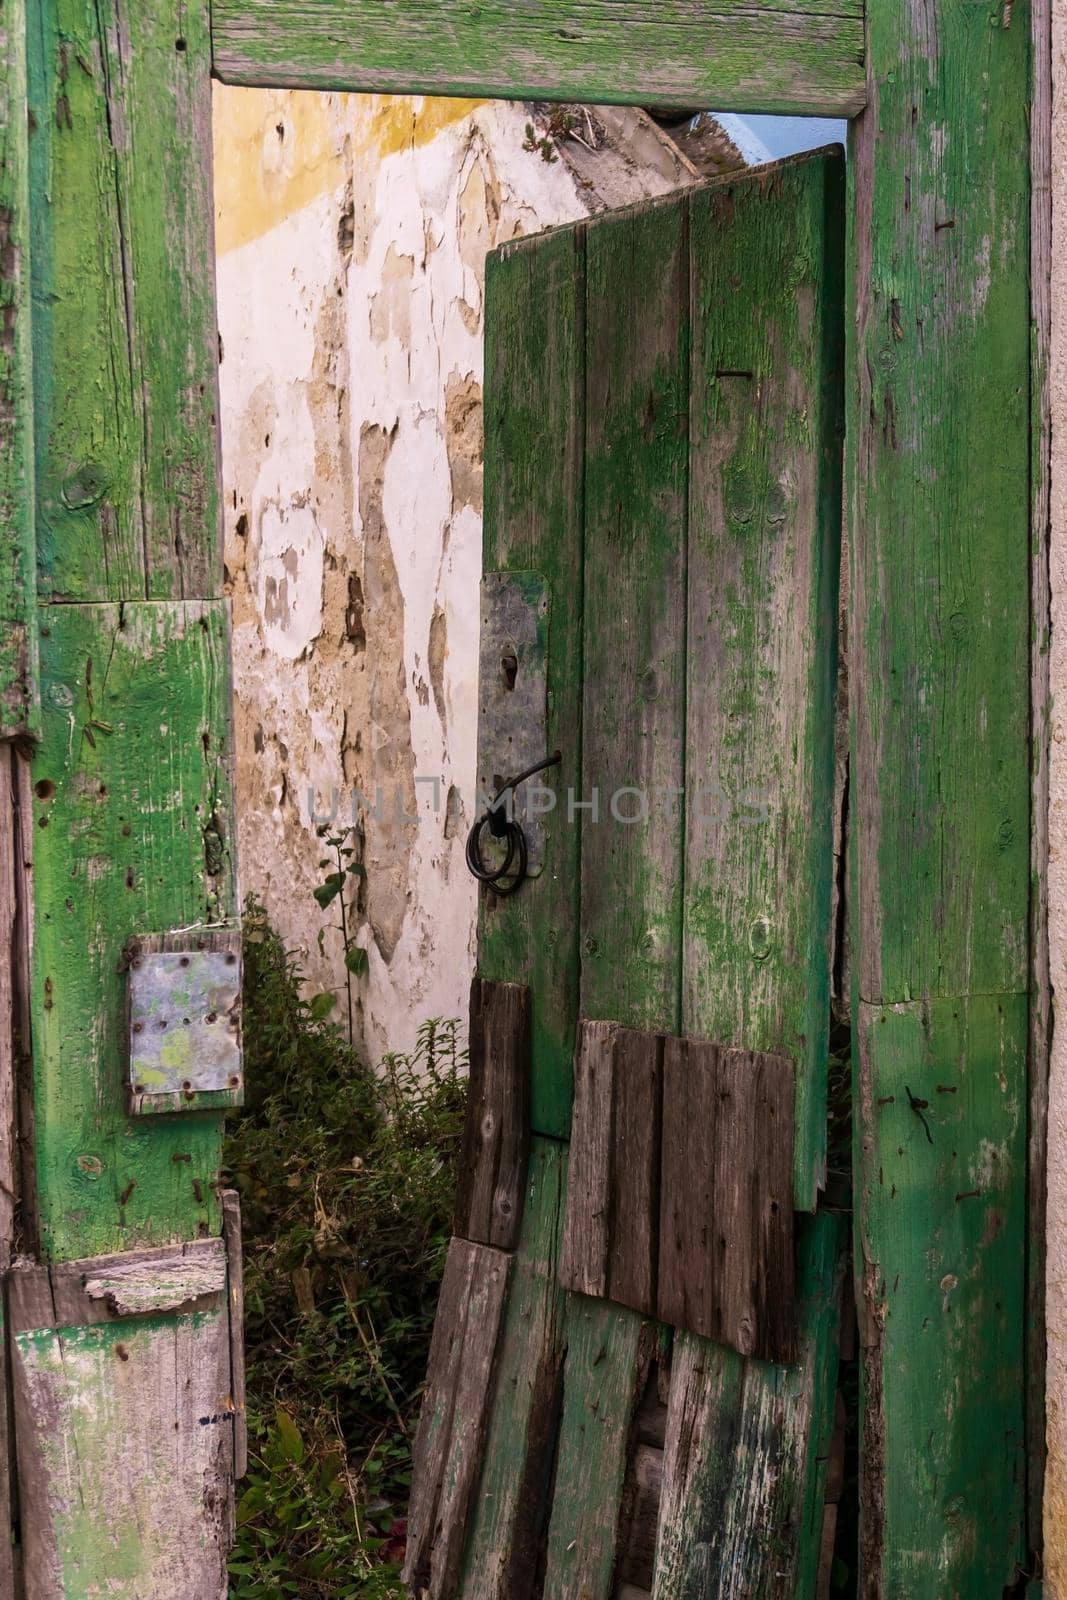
[2,0,1052,1590]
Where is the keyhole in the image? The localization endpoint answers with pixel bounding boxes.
[501,651,518,692]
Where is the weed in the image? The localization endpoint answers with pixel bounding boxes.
[226,900,467,1597]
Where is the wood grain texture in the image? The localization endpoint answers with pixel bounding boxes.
[222,1188,247,1480]
[27,0,222,601]
[404,1238,511,1600]
[0,748,30,1268]
[685,153,845,1210]
[0,0,38,736]
[659,1038,794,1363]
[30,601,236,1260]
[11,1288,235,1599]
[455,979,531,1251]
[654,1211,845,1600]
[854,996,1028,1595]
[459,1138,568,1600]
[580,191,688,1038]
[559,1021,662,1317]
[8,1240,226,1330]
[846,2,1033,1587]
[479,225,585,1140]
[0,1288,15,1600]
[540,1299,655,1600]
[1029,0,1053,1558]
[209,0,867,117]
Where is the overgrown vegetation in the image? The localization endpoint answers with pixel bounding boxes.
[225,900,467,1598]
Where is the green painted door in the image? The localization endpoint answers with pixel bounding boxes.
[4,4,245,1592]
[410,149,851,1598]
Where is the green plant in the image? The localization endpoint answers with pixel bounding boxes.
[226,900,467,1597]
[312,822,368,1042]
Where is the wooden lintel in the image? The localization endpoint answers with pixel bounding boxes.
[209,0,867,117]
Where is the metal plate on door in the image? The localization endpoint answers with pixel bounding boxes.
[126,933,242,1114]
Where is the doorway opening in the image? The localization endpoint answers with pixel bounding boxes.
[214,87,851,1599]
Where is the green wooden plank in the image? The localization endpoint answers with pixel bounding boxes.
[30,601,235,1260]
[209,0,867,118]
[685,151,844,1211]
[535,191,691,1600]
[654,1210,845,1600]
[0,0,38,736]
[460,1137,568,1600]
[855,995,1027,1593]
[847,15,1030,1009]
[27,0,221,602]
[479,225,585,1140]
[1029,0,1053,1560]
[847,2,1033,1588]
[579,191,689,1036]
[541,1296,655,1599]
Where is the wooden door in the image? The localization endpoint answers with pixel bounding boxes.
[407,149,847,1599]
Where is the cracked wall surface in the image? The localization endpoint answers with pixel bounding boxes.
[213,89,709,1063]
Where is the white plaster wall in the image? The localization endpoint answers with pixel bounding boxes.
[1047,7,1067,1585]
[213,91,699,1063]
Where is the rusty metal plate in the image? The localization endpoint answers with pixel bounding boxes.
[127,943,242,1114]
[478,572,551,875]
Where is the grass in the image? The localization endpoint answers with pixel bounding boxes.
[225,900,467,1598]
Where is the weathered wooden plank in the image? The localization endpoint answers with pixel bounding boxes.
[459,1138,568,1600]
[685,152,845,1211]
[0,748,30,1268]
[27,0,221,600]
[659,1038,794,1363]
[541,1298,655,1600]
[209,0,867,117]
[654,1210,845,1600]
[11,1294,235,1599]
[8,1240,226,1330]
[658,1039,717,1341]
[1029,0,1053,1559]
[479,225,585,1140]
[847,0,1032,1585]
[0,1287,15,1600]
[30,601,236,1260]
[455,979,531,1251]
[405,1238,511,1600]
[854,995,1027,1594]
[0,0,38,736]
[222,1188,247,1480]
[559,1022,661,1317]
[580,191,688,1038]
[558,1021,613,1300]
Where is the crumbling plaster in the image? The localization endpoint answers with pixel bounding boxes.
[213,89,706,1063]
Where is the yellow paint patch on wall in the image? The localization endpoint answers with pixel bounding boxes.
[213,87,487,257]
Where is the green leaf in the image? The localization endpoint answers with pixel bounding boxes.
[309,992,336,1020]
[314,873,345,909]
[274,1408,305,1464]
[347,862,367,878]
[345,947,369,977]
